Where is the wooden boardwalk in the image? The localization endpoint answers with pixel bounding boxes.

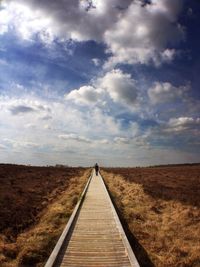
[45,171,140,267]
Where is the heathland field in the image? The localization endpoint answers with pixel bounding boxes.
[102,165,200,267]
[0,164,200,267]
[0,164,90,267]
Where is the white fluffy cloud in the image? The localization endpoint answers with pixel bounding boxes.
[65,85,103,105]
[104,0,184,66]
[100,69,138,106]
[0,92,199,166]
[65,69,138,108]
[0,93,123,150]
[1,1,199,166]
[1,0,130,42]
[148,82,189,104]
[1,0,184,65]
[0,2,54,43]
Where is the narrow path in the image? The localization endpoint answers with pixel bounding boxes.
[48,171,139,267]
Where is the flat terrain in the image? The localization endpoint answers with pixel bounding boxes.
[1,164,200,267]
[0,164,90,267]
[102,165,200,267]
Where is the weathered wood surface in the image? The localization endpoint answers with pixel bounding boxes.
[48,171,140,267]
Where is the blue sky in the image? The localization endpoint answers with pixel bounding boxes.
[0,0,199,166]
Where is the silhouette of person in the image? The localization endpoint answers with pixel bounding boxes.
[95,163,99,176]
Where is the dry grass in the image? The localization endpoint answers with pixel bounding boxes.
[102,166,200,267]
[0,164,87,236]
[0,165,90,267]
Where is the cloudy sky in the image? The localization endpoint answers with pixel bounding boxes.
[0,0,199,166]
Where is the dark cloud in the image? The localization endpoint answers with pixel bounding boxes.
[105,0,184,66]
[6,0,184,66]
[9,0,132,41]
[9,105,36,115]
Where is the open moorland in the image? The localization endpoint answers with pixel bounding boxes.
[1,163,200,267]
[0,164,90,267]
[102,165,200,267]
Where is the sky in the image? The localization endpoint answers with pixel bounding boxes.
[0,0,200,167]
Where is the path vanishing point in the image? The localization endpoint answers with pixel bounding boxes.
[45,170,140,267]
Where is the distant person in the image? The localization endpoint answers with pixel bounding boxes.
[94,163,99,176]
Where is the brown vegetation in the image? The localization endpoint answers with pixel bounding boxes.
[102,165,200,267]
[0,164,90,267]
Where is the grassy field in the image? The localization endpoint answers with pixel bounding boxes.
[102,165,200,267]
[0,164,90,267]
